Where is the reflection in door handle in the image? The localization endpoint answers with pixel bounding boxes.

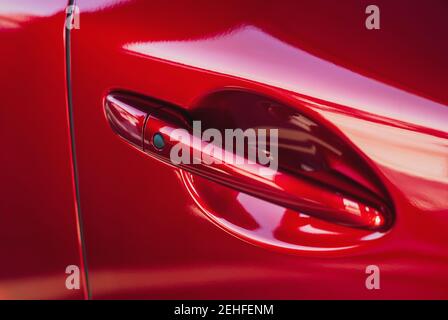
[105,91,392,231]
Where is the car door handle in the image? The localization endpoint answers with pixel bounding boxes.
[105,91,392,231]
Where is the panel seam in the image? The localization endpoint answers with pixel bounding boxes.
[64,0,91,300]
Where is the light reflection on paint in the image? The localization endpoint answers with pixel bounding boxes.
[298,224,340,235]
[124,25,448,134]
[0,0,130,29]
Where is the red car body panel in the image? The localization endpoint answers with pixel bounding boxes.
[0,0,86,299]
[1,0,447,299]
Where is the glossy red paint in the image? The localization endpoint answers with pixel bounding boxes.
[0,0,86,299]
[66,0,448,299]
[0,0,447,299]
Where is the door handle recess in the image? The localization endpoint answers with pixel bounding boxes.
[105,91,393,231]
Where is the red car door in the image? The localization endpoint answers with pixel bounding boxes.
[68,0,448,299]
[0,0,86,299]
